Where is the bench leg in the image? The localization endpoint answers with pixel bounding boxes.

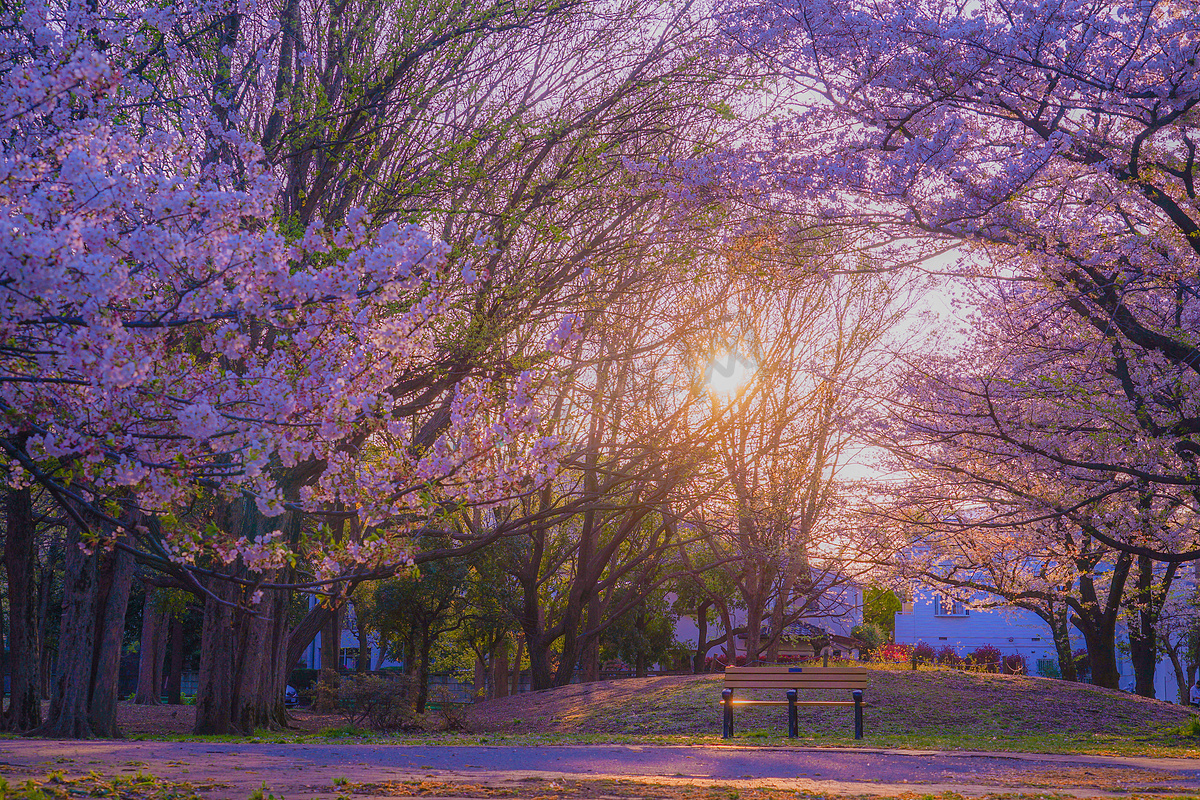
[853,689,863,740]
[722,689,733,738]
[787,689,797,738]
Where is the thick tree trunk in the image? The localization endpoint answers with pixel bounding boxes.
[231,587,289,733]
[493,641,509,698]
[193,576,236,735]
[37,533,59,700]
[166,615,184,705]
[1070,549,1130,691]
[33,523,98,737]
[31,523,123,739]
[526,632,554,691]
[1074,616,1121,690]
[88,539,135,737]
[3,488,41,732]
[134,591,168,705]
[1129,556,1158,698]
[195,495,303,735]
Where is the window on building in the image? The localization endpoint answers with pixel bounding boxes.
[340,647,360,669]
[934,595,969,616]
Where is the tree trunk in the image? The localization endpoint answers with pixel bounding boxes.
[134,590,168,705]
[1051,607,1078,682]
[693,598,712,673]
[1129,555,1175,699]
[1165,641,1190,705]
[414,624,433,713]
[1069,548,1130,691]
[37,532,59,701]
[31,522,127,739]
[167,615,184,705]
[634,607,648,678]
[493,640,509,698]
[193,576,236,735]
[3,488,41,732]
[579,594,602,682]
[87,538,135,737]
[231,586,289,734]
[512,634,524,695]
[33,522,98,738]
[284,601,336,673]
[743,580,765,665]
[526,633,554,691]
[1129,554,1158,698]
[1074,615,1121,690]
[321,607,342,673]
[473,655,486,702]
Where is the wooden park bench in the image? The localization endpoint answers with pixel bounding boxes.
[721,665,869,739]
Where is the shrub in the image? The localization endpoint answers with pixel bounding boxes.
[967,645,1002,673]
[911,641,936,664]
[935,646,962,667]
[1002,653,1026,674]
[1035,658,1061,678]
[851,623,886,654]
[314,667,341,713]
[336,672,421,732]
[777,653,799,663]
[428,686,468,733]
[872,642,914,663]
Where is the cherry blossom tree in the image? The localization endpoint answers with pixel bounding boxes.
[710,0,1200,560]
[0,0,565,736]
[871,280,1198,689]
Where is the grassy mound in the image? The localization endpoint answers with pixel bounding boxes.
[465,667,1199,755]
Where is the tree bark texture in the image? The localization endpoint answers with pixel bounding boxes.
[193,575,236,735]
[167,615,184,705]
[3,488,41,732]
[32,524,134,738]
[88,537,135,737]
[134,590,168,705]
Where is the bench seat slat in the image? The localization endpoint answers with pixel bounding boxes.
[724,681,868,690]
[724,667,865,673]
[721,665,869,740]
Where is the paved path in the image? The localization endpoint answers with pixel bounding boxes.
[2,740,1198,798]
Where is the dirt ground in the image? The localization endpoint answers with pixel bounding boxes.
[114,701,346,736]
[113,675,710,737]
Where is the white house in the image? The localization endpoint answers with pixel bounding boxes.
[894,590,1182,702]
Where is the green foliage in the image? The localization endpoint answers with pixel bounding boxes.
[850,623,886,653]
[863,587,902,635]
[1172,717,1200,738]
[601,588,682,672]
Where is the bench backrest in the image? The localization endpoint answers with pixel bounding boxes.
[723,665,869,691]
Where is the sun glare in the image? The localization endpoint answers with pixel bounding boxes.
[705,349,755,396]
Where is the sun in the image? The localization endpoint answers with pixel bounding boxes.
[705,349,755,396]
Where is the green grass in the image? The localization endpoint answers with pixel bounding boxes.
[0,772,213,800]
[123,667,1200,757]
